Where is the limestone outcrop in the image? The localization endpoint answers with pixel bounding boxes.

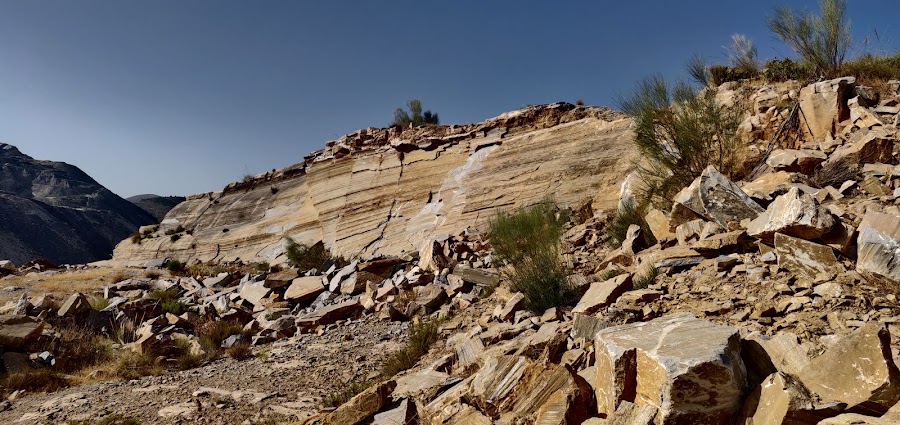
[111,103,635,265]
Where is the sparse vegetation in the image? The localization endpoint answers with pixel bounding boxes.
[172,338,207,371]
[112,350,164,380]
[603,200,654,248]
[727,34,760,76]
[487,200,577,313]
[381,317,442,377]
[108,272,128,284]
[129,231,142,244]
[144,270,161,279]
[768,0,851,76]
[633,267,660,290]
[88,295,111,311]
[164,225,185,236]
[284,238,328,271]
[194,318,247,355]
[391,99,440,127]
[1,369,69,394]
[763,58,809,82]
[164,259,186,275]
[149,288,187,315]
[322,380,373,408]
[225,343,252,361]
[813,157,859,188]
[840,53,900,86]
[617,76,742,208]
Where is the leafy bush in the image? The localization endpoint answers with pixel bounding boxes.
[763,58,809,82]
[617,76,742,208]
[164,259,186,275]
[487,200,578,313]
[391,99,439,127]
[284,238,328,271]
[381,317,442,377]
[768,0,851,76]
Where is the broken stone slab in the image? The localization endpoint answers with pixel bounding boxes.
[798,76,855,142]
[0,315,44,349]
[747,187,835,241]
[742,331,811,382]
[263,269,297,289]
[594,313,746,424]
[644,208,674,243]
[741,171,810,203]
[572,274,632,315]
[238,281,271,307]
[738,372,844,425]
[774,233,842,280]
[203,273,233,288]
[857,211,900,281]
[825,129,896,167]
[501,362,594,424]
[496,292,525,322]
[673,165,764,229]
[821,221,856,255]
[798,323,900,415]
[571,313,609,342]
[371,398,416,425]
[325,380,396,425]
[295,299,362,330]
[766,149,827,174]
[452,265,499,287]
[57,293,91,318]
[284,276,325,303]
[420,237,452,273]
[469,355,530,417]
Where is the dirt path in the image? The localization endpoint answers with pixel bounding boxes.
[0,316,407,424]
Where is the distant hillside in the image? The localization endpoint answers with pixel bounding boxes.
[127,194,186,222]
[0,143,156,264]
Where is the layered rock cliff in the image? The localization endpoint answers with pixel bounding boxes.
[0,144,156,264]
[111,103,636,265]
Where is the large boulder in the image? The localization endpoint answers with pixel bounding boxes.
[798,323,900,415]
[673,166,763,229]
[747,187,835,241]
[774,233,842,280]
[824,130,896,167]
[57,293,91,318]
[798,77,855,141]
[857,212,900,281]
[0,315,44,349]
[594,313,747,424]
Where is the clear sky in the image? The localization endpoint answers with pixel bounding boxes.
[1,1,898,197]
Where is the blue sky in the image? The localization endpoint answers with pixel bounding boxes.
[1,1,898,197]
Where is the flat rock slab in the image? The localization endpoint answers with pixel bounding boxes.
[0,315,44,349]
[295,299,362,329]
[857,211,900,281]
[573,274,632,315]
[284,276,326,303]
[775,233,842,280]
[325,380,396,425]
[748,187,834,241]
[673,165,763,229]
[594,313,746,425]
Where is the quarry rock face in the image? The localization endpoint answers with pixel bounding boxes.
[0,143,156,264]
[110,104,635,264]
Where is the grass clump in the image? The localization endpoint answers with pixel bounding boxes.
[603,200,655,248]
[391,99,439,127]
[488,200,578,313]
[194,318,247,354]
[812,157,859,188]
[65,413,141,425]
[285,238,329,271]
[225,343,252,361]
[113,351,164,380]
[840,53,900,86]
[633,267,660,290]
[381,317,442,377]
[164,259,186,275]
[149,289,187,315]
[321,380,372,408]
[763,58,809,82]
[88,296,111,311]
[768,0,851,76]
[1,369,69,394]
[617,76,742,208]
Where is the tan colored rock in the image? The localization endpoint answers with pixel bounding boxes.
[775,233,842,280]
[469,355,530,417]
[798,323,900,415]
[825,130,896,167]
[505,363,593,424]
[741,171,809,203]
[766,149,827,174]
[645,208,674,243]
[264,269,297,289]
[572,274,632,315]
[738,372,842,425]
[496,292,525,322]
[284,276,325,303]
[673,166,763,229]
[594,313,746,424]
[295,299,362,329]
[371,398,415,425]
[748,187,835,241]
[325,380,396,425]
[742,331,811,379]
[110,106,635,265]
[57,293,91,318]
[818,413,899,424]
[420,237,451,273]
[798,77,854,141]
[857,212,900,281]
[821,222,856,255]
[0,315,44,349]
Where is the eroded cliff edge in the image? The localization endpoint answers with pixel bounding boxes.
[111,103,635,265]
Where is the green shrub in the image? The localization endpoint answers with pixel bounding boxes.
[164,259,186,275]
[603,201,655,248]
[617,76,742,208]
[381,317,442,377]
[88,296,111,311]
[840,53,900,83]
[686,53,710,87]
[149,289,187,315]
[391,99,439,127]
[763,58,809,82]
[633,267,660,290]
[768,0,851,76]
[284,239,328,271]
[708,65,757,86]
[487,200,577,313]
[321,381,373,408]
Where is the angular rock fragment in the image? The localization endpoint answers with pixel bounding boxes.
[0,315,44,349]
[469,355,529,417]
[57,293,91,318]
[673,166,764,228]
[857,211,900,281]
[766,149,827,174]
[738,372,843,425]
[325,380,396,425]
[594,313,746,424]
[284,276,325,303]
[798,323,900,415]
[774,233,842,280]
[747,187,835,241]
[572,274,632,315]
[295,299,362,329]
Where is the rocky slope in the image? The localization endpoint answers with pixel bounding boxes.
[0,144,156,265]
[110,103,635,266]
[126,195,186,222]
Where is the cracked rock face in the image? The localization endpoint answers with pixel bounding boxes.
[747,187,835,241]
[594,313,747,425]
[856,211,900,281]
[673,166,764,229]
[111,104,635,265]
